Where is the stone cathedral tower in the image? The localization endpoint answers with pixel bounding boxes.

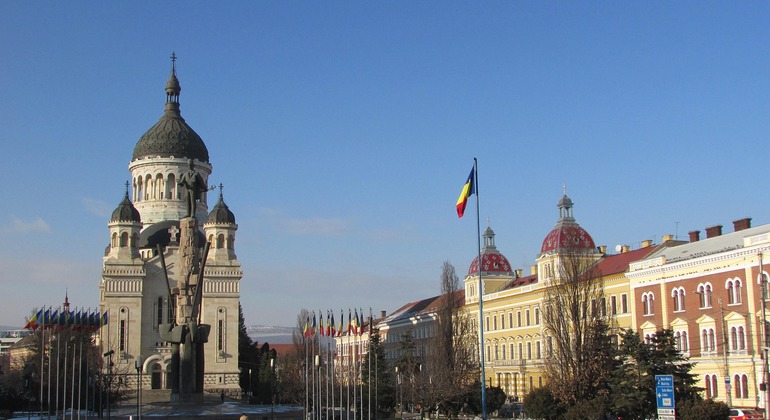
[99,55,242,396]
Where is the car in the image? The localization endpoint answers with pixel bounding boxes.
[729,407,762,420]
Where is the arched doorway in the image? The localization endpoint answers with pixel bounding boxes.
[151,362,163,389]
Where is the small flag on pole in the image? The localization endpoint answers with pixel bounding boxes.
[456,166,476,218]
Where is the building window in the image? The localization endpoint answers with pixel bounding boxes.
[526,310,531,326]
[534,308,540,325]
[500,314,505,329]
[517,311,522,327]
[119,320,126,352]
[642,292,654,316]
[621,294,628,313]
[501,344,506,359]
[527,342,532,359]
[672,287,685,312]
[701,328,716,353]
[726,278,743,305]
[734,374,749,399]
[600,297,606,317]
[536,341,541,359]
[156,297,163,328]
[675,330,689,352]
[508,313,513,328]
[485,316,489,331]
[518,343,523,360]
[705,374,718,398]
[493,316,497,331]
[610,296,617,315]
[698,283,713,308]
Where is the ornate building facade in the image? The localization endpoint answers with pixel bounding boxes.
[99,57,242,395]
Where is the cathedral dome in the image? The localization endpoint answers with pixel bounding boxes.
[111,189,141,222]
[132,55,209,163]
[467,226,513,276]
[540,193,595,254]
[207,189,235,224]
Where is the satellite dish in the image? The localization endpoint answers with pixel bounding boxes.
[615,244,623,253]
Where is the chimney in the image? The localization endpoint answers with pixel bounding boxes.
[531,265,538,276]
[662,234,674,243]
[621,245,630,253]
[733,218,752,232]
[641,240,653,248]
[380,310,386,319]
[688,230,700,243]
[705,225,723,238]
[515,269,523,278]
[598,245,607,254]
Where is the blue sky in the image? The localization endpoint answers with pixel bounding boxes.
[1,2,769,328]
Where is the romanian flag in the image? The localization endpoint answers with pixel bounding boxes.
[101,309,109,327]
[347,309,353,334]
[319,311,326,337]
[329,311,336,337]
[312,312,317,336]
[24,308,42,330]
[337,310,344,337]
[456,166,476,218]
[358,308,365,336]
[303,314,310,337]
[352,308,359,335]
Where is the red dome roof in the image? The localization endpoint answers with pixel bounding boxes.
[539,192,596,254]
[467,226,513,276]
[540,225,595,253]
[468,252,513,276]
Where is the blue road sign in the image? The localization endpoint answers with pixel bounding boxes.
[655,375,675,409]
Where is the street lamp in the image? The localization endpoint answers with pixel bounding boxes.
[395,366,401,419]
[103,350,114,420]
[271,358,275,420]
[135,355,143,420]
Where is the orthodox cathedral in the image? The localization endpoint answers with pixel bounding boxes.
[99,55,242,395]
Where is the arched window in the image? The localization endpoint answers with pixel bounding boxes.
[738,326,746,350]
[711,375,718,398]
[120,232,128,247]
[642,292,655,315]
[697,283,713,308]
[111,232,118,248]
[216,234,225,249]
[742,374,749,398]
[681,331,688,351]
[733,279,742,304]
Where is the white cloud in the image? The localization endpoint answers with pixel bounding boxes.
[82,197,113,218]
[1,216,51,233]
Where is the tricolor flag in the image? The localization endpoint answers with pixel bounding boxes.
[319,311,326,337]
[337,309,344,337]
[303,314,310,338]
[358,308,365,336]
[347,309,353,334]
[329,311,336,337]
[352,308,359,335]
[101,309,109,327]
[24,308,42,330]
[456,166,476,218]
[312,311,317,336]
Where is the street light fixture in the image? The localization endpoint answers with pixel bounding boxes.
[135,355,143,420]
[103,350,114,420]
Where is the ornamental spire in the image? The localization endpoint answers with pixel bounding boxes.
[165,52,181,105]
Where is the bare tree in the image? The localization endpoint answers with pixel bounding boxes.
[541,246,614,405]
[427,261,478,416]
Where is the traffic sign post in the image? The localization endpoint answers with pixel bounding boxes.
[656,375,676,420]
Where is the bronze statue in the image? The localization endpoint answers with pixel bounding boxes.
[178,159,207,218]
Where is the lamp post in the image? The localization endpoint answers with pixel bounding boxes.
[134,356,143,420]
[395,366,401,419]
[103,350,114,420]
[759,253,769,420]
[271,358,275,420]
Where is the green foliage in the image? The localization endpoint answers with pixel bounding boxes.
[676,398,730,420]
[565,395,609,420]
[609,329,701,420]
[362,327,395,417]
[523,386,565,420]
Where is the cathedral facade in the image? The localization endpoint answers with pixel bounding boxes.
[99,56,242,395]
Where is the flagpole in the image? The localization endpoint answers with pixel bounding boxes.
[368,308,372,420]
[56,319,62,419]
[305,312,309,420]
[48,308,55,420]
[40,307,47,418]
[346,310,351,420]
[474,158,487,420]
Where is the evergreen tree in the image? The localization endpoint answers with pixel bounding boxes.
[238,303,259,397]
[361,327,395,417]
[609,329,701,420]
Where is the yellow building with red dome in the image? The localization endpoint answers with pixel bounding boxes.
[462,192,662,399]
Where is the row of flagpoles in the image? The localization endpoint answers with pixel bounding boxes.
[23,306,110,420]
[303,308,369,338]
[24,307,108,331]
[302,308,373,420]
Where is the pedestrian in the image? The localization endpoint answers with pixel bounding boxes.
[220,390,225,403]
